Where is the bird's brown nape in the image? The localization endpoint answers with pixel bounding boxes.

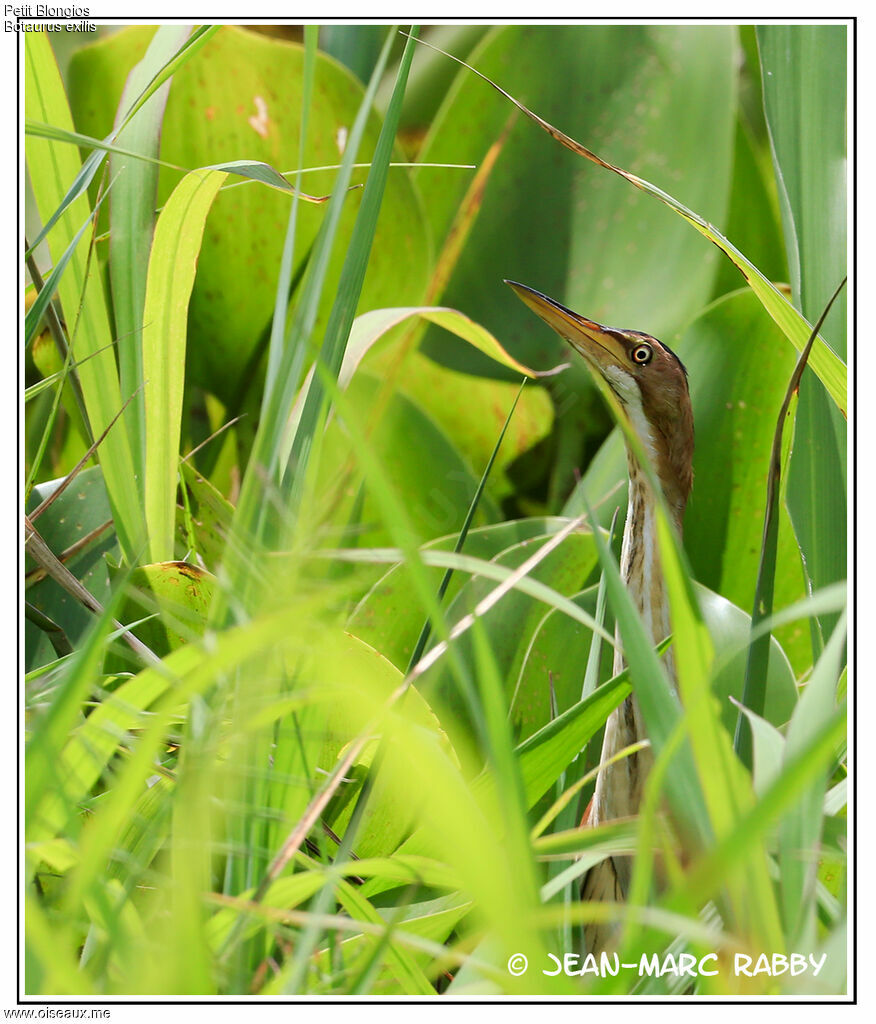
[637,357,694,526]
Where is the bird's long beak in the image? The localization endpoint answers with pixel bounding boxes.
[505,280,627,371]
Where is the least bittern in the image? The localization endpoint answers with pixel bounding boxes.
[508,281,694,952]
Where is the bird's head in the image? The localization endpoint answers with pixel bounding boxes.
[507,280,694,522]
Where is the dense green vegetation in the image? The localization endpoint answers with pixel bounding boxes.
[24,24,847,996]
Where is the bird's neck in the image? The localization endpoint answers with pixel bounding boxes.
[614,455,680,673]
[592,458,677,839]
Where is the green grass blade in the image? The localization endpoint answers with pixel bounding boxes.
[735,276,846,765]
[407,33,846,415]
[115,26,219,129]
[24,190,111,349]
[667,701,845,917]
[282,28,421,508]
[25,32,143,563]
[265,26,317,403]
[778,610,847,947]
[110,26,192,500]
[142,169,228,562]
[408,377,527,671]
[25,28,219,261]
[581,508,619,699]
[326,545,614,645]
[581,496,709,844]
[24,569,130,839]
[25,118,182,170]
[758,26,848,654]
[656,510,784,951]
[218,27,403,621]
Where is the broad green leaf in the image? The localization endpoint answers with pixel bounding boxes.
[24,467,119,673]
[141,159,321,557]
[316,633,458,861]
[406,377,528,672]
[176,461,234,570]
[515,580,797,746]
[360,670,633,899]
[679,291,808,671]
[279,308,549,474]
[104,561,214,673]
[25,27,218,268]
[758,26,848,653]
[416,26,846,416]
[348,517,583,670]
[376,25,490,127]
[362,320,555,502]
[69,26,431,408]
[513,584,613,737]
[320,24,389,84]
[415,25,737,379]
[140,155,314,561]
[316,370,498,552]
[732,704,785,797]
[757,27,847,358]
[423,528,598,745]
[698,585,796,731]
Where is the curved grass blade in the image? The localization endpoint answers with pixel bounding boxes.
[281,28,421,511]
[324,545,613,646]
[407,377,528,671]
[25,119,183,170]
[24,186,112,349]
[734,276,846,766]
[217,27,406,624]
[404,32,846,416]
[25,33,143,563]
[778,610,847,947]
[141,168,227,562]
[110,26,192,499]
[280,306,560,469]
[141,159,316,563]
[265,26,316,404]
[25,27,219,260]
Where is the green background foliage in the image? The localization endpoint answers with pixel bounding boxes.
[24,23,848,997]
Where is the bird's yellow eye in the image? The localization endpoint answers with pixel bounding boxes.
[631,343,653,365]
